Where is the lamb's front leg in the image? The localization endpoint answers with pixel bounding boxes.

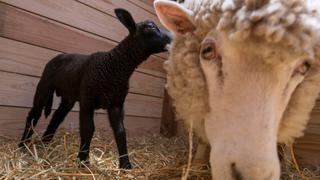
[78,104,95,165]
[108,106,132,169]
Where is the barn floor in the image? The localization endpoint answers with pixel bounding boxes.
[0,130,318,180]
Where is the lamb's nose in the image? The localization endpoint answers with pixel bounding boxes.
[231,163,243,180]
[164,30,172,42]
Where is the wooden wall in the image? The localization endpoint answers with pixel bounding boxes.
[295,101,320,167]
[0,0,319,168]
[0,0,165,137]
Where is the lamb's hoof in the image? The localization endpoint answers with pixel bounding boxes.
[77,153,90,167]
[77,159,90,168]
[18,142,25,148]
[120,162,132,169]
[18,142,29,149]
[41,137,53,145]
[18,142,31,154]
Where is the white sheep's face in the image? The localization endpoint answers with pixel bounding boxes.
[155,0,319,179]
[199,32,311,180]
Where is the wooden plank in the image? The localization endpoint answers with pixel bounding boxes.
[138,0,155,7]
[0,0,168,59]
[0,0,126,42]
[0,2,113,53]
[0,37,56,76]
[295,133,320,167]
[130,73,165,98]
[294,106,320,167]
[128,0,156,15]
[0,71,163,118]
[125,93,162,118]
[301,118,320,135]
[300,104,320,135]
[0,3,166,77]
[76,0,161,28]
[0,106,160,138]
[0,37,166,98]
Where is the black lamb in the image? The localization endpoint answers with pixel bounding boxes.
[19,8,171,169]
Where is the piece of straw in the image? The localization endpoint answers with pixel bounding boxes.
[181,120,194,180]
[290,144,306,179]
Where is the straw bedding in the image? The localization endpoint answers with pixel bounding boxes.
[0,129,318,179]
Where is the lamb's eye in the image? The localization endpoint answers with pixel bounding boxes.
[294,61,311,76]
[201,39,217,60]
[144,26,158,33]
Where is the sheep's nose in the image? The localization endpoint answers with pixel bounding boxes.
[231,163,243,180]
[228,162,276,180]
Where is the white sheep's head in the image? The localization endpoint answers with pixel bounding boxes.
[155,0,320,179]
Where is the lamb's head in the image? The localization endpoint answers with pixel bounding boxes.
[115,8,171,54]
[155,0,320,179]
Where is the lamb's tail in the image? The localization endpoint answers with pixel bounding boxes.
[44,88,54,118]
[30,78,54,120]
[31,54,65,119]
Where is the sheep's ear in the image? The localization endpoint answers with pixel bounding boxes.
[154,0,195,35]
[115,8,137,34]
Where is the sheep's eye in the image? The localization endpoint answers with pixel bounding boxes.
[294,61,311,76]
[201,39,217,60]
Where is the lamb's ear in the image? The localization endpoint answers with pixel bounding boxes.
[115,8,137,34]
[154,0,195,35]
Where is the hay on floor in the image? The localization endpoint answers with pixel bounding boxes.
[0,129,318,179]
[0,129,210,180]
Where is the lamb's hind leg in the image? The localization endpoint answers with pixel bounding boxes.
[42,98,75,143]
[108,106,132,169]
[19,107,42,147]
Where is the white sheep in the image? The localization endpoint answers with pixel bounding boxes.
[154,0,320,179]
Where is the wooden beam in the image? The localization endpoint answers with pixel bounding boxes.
[160,90,177,137]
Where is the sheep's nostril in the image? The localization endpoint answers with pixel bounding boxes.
[231,163,243,180]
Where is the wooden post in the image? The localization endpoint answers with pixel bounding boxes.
[160,90,177,137]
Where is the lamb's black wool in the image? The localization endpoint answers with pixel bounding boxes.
[19,8,171,169]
